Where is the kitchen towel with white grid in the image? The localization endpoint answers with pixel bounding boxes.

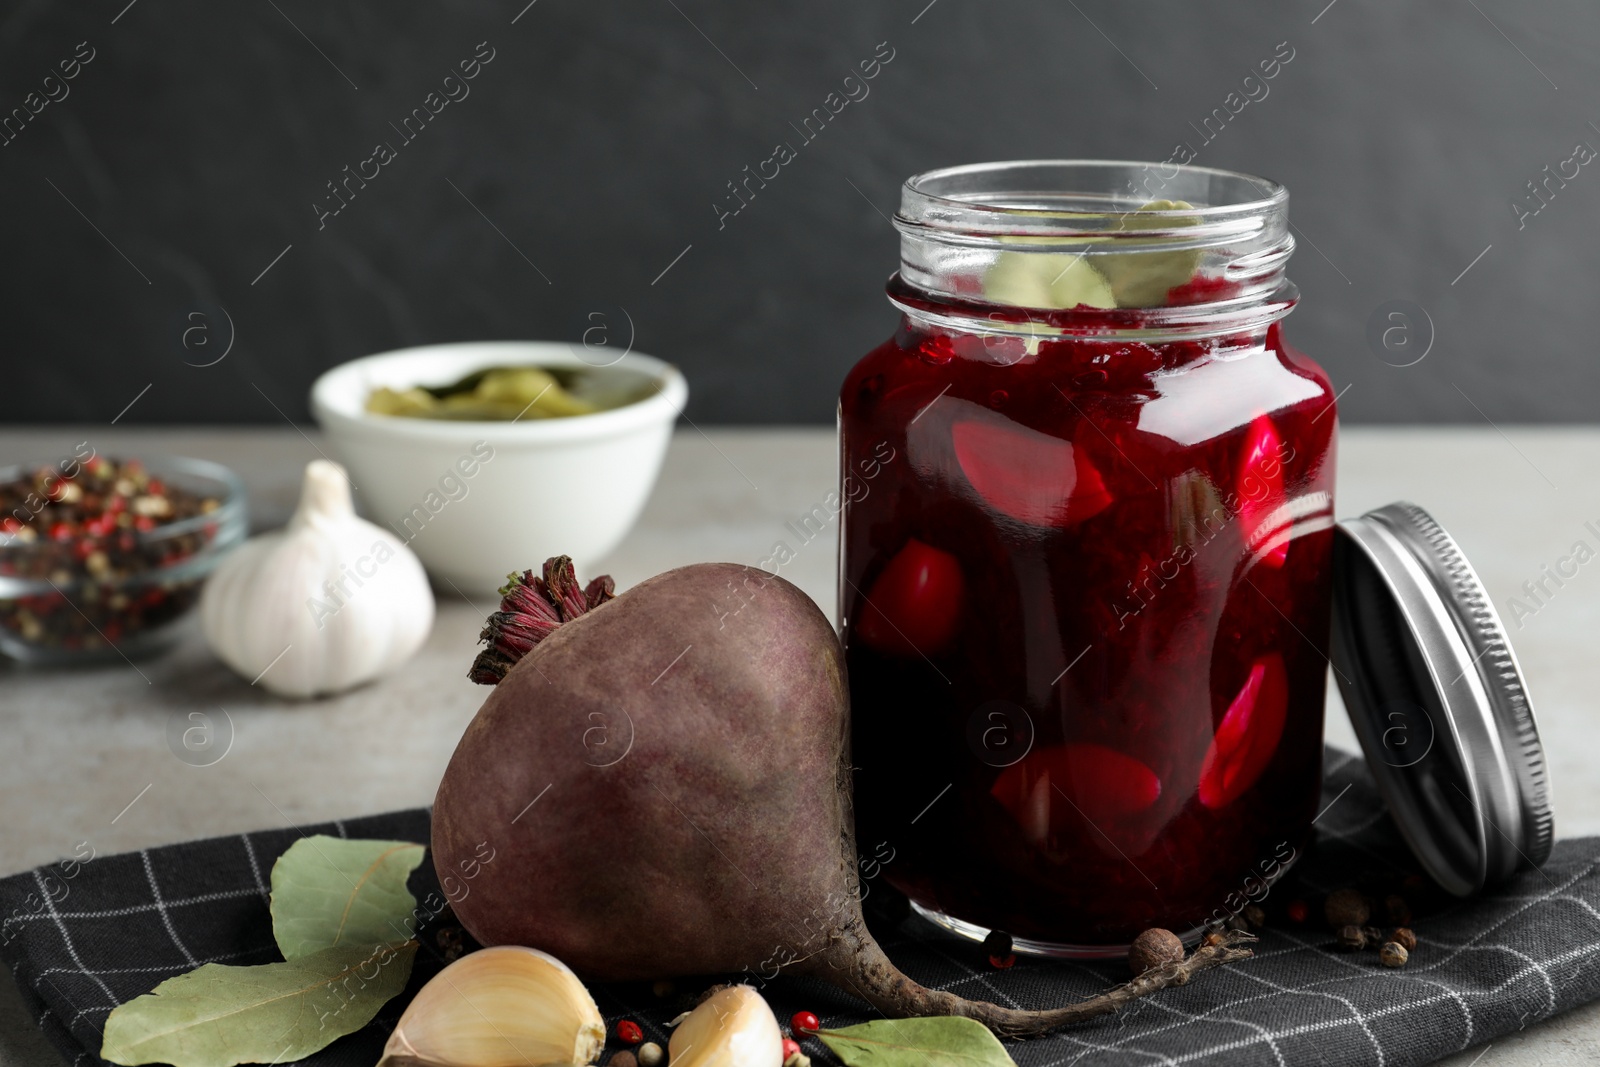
[3,747,1598,1067]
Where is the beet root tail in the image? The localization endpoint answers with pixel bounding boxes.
[805,921,1256,1040]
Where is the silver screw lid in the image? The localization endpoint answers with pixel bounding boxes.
[1330,502,1552,897]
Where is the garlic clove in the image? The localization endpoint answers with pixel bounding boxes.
[378,946,605,1067]
[667,985,784,1067]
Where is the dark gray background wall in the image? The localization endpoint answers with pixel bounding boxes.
[0,0,1595,425]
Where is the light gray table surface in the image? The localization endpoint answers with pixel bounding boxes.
[2,425,1598,1067]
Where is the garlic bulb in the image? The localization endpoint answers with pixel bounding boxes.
[669,985,784,1067]
[200,459,433,698]
[378,945,605,1067]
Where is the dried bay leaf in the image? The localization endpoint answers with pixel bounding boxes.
[1096,199,1203,308]
[100,940,418,1067]
[270,835,425,958]
[101,837,427,1067]
[819,1017,1017,1067]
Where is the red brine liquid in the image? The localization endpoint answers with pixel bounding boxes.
[840,282,1338,948]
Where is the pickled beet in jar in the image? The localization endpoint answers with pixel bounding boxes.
[839,161,1337,954]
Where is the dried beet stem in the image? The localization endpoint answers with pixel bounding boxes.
[800,924,1256,1040]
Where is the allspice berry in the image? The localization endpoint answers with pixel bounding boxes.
[1380,941,1409,968]
[1242,904,1267,931]
[1390,927,1418,952]
[1384,894,1412,926]
[1336,925,1367,951]
[1129,927,1185,976]
[637,1043,665,1067]
[1324,888,1370,928]
[609,1054,638,1067]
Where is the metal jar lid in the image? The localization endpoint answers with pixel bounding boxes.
[1330,502,1553,897]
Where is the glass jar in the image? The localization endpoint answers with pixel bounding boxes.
[839,160,1338,954]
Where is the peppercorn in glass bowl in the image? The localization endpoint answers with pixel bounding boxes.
[0,456,247,664]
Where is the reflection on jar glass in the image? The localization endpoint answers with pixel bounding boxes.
[838,160,1337,956]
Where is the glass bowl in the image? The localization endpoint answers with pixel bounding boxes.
[0,456,247,665]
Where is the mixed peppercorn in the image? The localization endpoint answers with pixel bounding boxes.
[0,457,221,654]
[1113,876,1429,977]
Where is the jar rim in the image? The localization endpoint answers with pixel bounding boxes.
[894,159,1294,316]
[899,159,1287,233]
[885,273,1300,342]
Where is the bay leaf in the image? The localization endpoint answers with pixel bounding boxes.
[100,940,417,1067]
[269,835,425,958]
[819,1017,1017,1067]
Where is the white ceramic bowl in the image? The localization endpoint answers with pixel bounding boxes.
[310,341,686,594]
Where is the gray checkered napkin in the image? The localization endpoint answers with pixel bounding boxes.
[3,748,1599,1067]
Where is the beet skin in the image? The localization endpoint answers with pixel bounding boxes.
[433,563,854,981]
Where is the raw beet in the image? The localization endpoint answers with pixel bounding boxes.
[432,557,1252,1038]
[435,560,851,980]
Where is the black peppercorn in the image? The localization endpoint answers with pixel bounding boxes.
[984,929,1016,969]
